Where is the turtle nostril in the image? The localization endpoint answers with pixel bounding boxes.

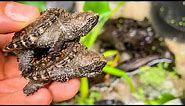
[3,44,13,52]
[2,47,9,52]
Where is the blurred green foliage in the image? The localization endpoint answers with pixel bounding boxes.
[80,2,111,48]
[139,63,178,86]
[146,93,176,105]
[83,2,110,15]
[74,91,101,105]
[135,63,178,105]
[16,1,180,105]
[139,66,166,86]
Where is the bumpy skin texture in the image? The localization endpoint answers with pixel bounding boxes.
[23,42,107,96]
[2,8,106,96]
[3,8,99,74]
[4,8,99,51]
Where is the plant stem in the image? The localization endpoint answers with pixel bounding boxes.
[80,77,89,98]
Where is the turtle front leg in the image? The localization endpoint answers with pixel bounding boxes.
[17,50,34,75]
[23,80,49,96]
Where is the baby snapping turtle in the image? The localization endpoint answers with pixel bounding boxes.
[3,8,99,74]
[23,42,107,96]
[3,8,106,95]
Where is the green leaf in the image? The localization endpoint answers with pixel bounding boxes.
[146,93,176,105]
[17,1,46,12]
[83,1,110,15]
[158,93,176,104]
[103,50,118,57]
[103,65,136,92]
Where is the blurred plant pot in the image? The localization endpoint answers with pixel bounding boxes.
[150,1,185,77]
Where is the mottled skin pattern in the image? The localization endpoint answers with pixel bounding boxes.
[3,8,99,74]
[23,42,107,96]
[2,8,106,96]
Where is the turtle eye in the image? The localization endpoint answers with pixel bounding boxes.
[8,43,14,48]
